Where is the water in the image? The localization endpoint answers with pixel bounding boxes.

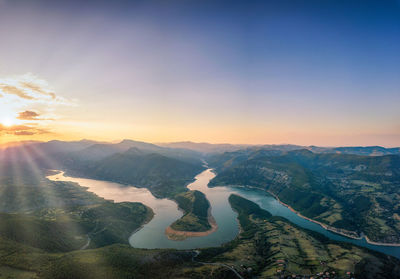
[47,169,400,258]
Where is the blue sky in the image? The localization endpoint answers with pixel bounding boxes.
[0,0,399,146]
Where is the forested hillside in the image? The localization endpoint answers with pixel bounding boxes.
[210,149,400,243]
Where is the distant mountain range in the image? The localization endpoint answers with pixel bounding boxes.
[1,139,399,157]
[160,141,400,155]
[307,145,400,156]
[158,141,250,153]
[0,140,398,180]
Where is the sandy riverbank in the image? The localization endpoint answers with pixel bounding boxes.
[364,236,400,247]
[165,207,218,241]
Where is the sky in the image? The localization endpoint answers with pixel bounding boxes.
[0,0,399,147]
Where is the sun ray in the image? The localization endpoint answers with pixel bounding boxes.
[8,145,90,253]
[7,149,31,213]
[23,144,91,237]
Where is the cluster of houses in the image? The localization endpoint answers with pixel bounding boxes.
[274,259,355,279]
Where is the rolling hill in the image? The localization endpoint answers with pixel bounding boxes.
[209,149,400,244]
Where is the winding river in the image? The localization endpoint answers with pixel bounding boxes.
[47,169,400,259]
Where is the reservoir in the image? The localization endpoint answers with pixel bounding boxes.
[47,169,400,259]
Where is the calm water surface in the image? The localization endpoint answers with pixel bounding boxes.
[47,169,400,258]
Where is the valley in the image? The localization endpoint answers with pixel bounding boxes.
[0,140,400,278]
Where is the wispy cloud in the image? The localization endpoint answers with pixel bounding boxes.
[16,110,50,121]
[1,85,36,100]
[0,73,71,104]
[0,124,50,136]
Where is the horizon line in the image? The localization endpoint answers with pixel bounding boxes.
[0,138,399,149]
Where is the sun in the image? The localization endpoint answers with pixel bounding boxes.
[1,117,15,127]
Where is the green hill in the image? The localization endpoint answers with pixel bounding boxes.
[218,194,400,278]
[210,149,400,243]
[0,202,153,253]
[170,190,211,232]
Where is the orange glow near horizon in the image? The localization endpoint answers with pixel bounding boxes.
[1,118,399,148]
[0,1,400,149]
[1,91,396,148]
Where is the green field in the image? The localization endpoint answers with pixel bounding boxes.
[196,194,400,278]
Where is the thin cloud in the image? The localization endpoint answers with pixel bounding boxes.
[20,81,56,99]
[0,73,70,104]
[0,124,50,136]
[17,110,41,120]
[14,130,36,136]
[0,85,35,100]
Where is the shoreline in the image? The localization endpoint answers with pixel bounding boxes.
[265,190,361,240]
[228,184,400,247]
[268,191,400,246]
[130,204,155,236]
[165,168,218,241]
[49,170,400,247]
[364,236,400,247]
[47,170,158,245]
[165,206,218,240]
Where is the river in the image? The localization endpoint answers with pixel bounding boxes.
[47,169,400,259]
